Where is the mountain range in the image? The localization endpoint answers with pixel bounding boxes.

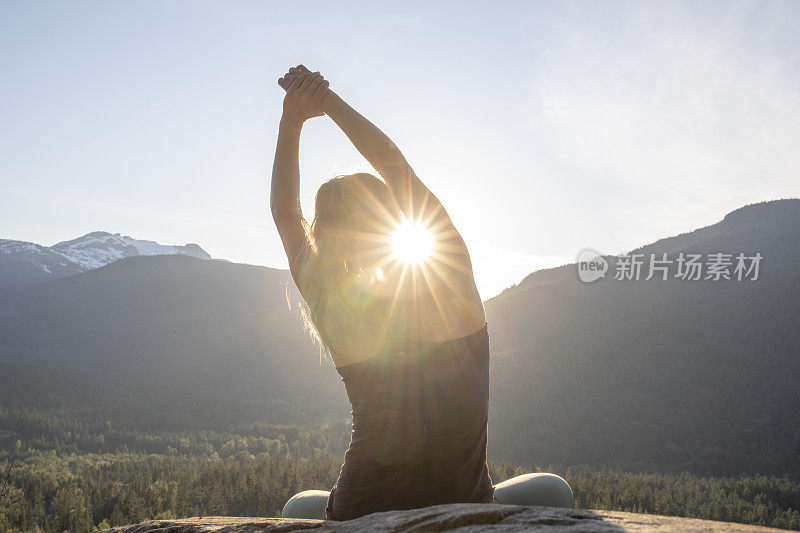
[0,199,798,475]
[484,199,800,474]
[0,231,211,293]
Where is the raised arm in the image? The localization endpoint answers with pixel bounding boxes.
[318,86,486,311]
[318,85,475,279]
[279,66,448,225]
[270,71,329,283]
[320,90,440,224]
[278,66,477,284]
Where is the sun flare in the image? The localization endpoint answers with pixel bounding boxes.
[391,219,434,265]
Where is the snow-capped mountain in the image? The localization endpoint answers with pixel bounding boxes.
[50,231,211,270]
[0,231,211,293]
[0,240,84,293]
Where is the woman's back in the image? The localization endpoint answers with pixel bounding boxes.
[313,265,487,368]
[325,321,495,521]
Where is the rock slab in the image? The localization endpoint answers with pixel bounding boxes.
[97,503,790,532]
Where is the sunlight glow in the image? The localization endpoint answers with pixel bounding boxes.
[391,219,434,265]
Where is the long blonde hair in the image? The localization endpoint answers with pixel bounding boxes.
[295,173,401,360]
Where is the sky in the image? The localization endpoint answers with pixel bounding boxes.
[1,0,798,298]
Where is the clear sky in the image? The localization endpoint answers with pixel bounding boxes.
[1,1,798,298]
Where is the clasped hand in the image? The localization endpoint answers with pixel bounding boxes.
[279,64,329,123]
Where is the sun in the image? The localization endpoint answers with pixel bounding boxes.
[391,218,434,265]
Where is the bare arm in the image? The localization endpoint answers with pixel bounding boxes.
[278,66,478,287]
[270,115,305,280]
[319,89,476,281]
[270,71,329,284]
[320,90,439,222]
[279,65,441,223]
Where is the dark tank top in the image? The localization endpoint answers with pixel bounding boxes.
[325,322,495,521]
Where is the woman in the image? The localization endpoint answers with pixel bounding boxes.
[271,65,573,521]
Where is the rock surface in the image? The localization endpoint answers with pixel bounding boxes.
[97,503,789,532]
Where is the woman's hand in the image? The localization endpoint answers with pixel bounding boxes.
[278,64,311,91]
[281,69,330,124]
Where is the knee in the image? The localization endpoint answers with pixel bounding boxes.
[493,473,574,509]
[281,489,330,520]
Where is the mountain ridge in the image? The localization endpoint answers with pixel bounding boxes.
[0,230,212,293]
[492,198,799,296]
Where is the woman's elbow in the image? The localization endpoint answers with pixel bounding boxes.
[378,143,406,166]
[271,204,301,226]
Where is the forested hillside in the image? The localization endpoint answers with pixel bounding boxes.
[1,361,799,531]
[0,256,349,423]
[485,199,800,474]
